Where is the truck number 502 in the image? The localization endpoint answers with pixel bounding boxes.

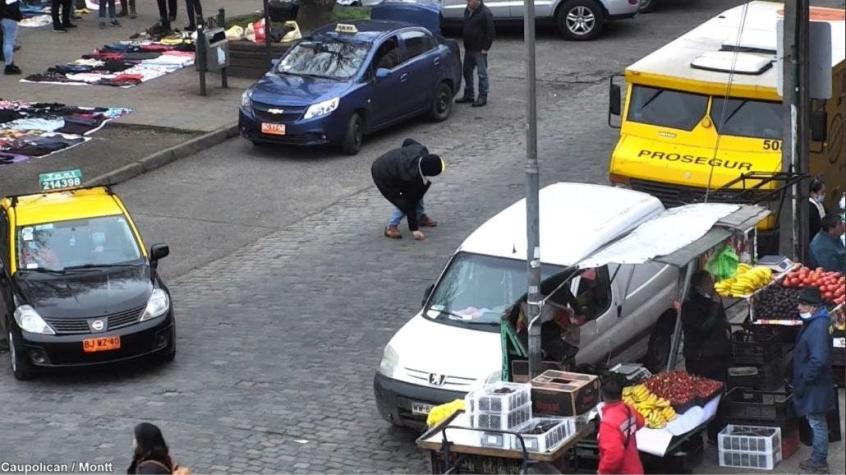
[763,139,782,151]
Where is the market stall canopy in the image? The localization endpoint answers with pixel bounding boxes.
[577,203,770,269]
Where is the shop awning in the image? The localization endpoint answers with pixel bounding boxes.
[577,203,770,270]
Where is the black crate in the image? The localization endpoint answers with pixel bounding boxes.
[724,388,795,423]
[727,360,785,391]
[732,329,783,365]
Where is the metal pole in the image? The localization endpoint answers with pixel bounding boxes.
[667,262,696,371]
[197,25,207,96]
[779,0,810,260]
[524,0,542,380]
[263,0,272,69]
[217,8,225,28]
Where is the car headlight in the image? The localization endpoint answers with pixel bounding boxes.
[379,343,399,377]
[13,305,55,335]
[304,97,340,120]
[140,288,170,321]
[241,90,252,108]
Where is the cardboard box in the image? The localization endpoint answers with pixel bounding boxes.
[531,370,601,417]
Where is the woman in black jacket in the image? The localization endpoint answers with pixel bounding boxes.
[127,423,174,474]
[1,0,22,75]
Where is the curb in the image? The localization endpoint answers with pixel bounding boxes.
[84,123,240,187]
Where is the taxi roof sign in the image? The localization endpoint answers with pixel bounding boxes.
[335,23,358,34]
[39,169,83,192]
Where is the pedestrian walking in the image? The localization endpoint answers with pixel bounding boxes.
[184,0,203,31]
[680,269,731,441]
[371,138,444,240]
[118,0,137,19]
[1,0,22,75]
[51,0,75,32]
[455,0,494,107]
[792,286,834,474]
[598,373,644,475]
[810,213,846,273]
[99,0,120,28]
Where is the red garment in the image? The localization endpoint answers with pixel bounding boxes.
[598,401,645,475]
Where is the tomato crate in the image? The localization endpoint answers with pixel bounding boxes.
[470,403,532,431]
[718,425,782,470]
[731,329,783,366]
[724,388,794,423]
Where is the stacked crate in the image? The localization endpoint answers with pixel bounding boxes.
[729,329,784,391]
[723,388,800,461]
[465,381,533,449]
[718,425,782,470]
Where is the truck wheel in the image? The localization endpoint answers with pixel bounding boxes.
[8,330,35,381]
[341,113,363,155]
[556,0,605,41]
[429,82,453,122]
[644,313,675,373]
[639,0,657,13]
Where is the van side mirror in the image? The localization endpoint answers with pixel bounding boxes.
[811,110,827,142]
[609,83,622,117]
[422,283,434,308]
[376,68,392,80]
[271,58,280,68]
[150,243,169,269]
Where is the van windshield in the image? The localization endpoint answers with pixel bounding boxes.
[711,98,782,140]
[425,252,564,329]
[627,85,708,131]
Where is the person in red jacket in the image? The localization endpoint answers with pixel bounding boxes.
[598,373,645,475]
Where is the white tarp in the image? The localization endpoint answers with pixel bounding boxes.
[577,203,739,268]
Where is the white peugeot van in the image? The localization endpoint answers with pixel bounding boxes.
[373,183,680,429]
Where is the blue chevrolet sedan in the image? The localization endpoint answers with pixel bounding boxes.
[238,20,462,154]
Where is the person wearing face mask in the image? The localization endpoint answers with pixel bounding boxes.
[680,270,731,441]
[808,178,827,239]
[792,286,834,475]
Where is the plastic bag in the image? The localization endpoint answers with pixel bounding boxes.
[281,21,302,43]
[253,18,267,44]
[706,244,739,281]
[225,25,244,41]
[426,399,465,428]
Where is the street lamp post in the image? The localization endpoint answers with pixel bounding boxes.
[523,0,542,380]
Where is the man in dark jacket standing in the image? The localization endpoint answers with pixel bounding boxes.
[456,0,494,107]
[680,270,731,440]
[371,139,444,240]
[792,287,834,474]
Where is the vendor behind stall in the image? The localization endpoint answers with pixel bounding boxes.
[598,373,644,475]
[681,270,731,441]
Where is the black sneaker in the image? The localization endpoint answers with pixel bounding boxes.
[117,10,128,18]
[184,24,196,32]
[53,26,67,32]
[169,14,177,22]
[63,23,78,29]
[472,96,488,107]
[112,20,122,27]
[4,64,22,75]
[455,96,474,104]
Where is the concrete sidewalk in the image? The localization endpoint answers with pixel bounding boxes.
[1,1,264,196]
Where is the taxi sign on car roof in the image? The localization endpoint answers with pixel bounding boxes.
[39,169,83,192]
[335,23,358,34]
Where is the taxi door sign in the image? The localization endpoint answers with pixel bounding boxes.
[39,169,83,192]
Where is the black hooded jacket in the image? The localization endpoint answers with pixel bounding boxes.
[681,291,732,363]
[371,139,431,231]
[0,1,23,21]
[462,2,495,52]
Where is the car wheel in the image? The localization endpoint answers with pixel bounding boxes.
[557,0,605,41]
[639,0,657,13]
[341,113,364,155]
[643,313,675,373]
[8,330,35,381]
[429,82,453,122]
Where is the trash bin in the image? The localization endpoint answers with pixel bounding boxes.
[197,27,230,72]
[268,0,299,23]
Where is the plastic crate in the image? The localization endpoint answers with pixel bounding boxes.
[727,360,784,391]
[465,381,531,413]
[471,403,532,431]
[718,425,782,470]
[724,388,794,423]
[732,329,783,366]
[479,431,513,449]
[510,417,577,453]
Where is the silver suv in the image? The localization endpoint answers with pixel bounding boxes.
[441,0,640,40]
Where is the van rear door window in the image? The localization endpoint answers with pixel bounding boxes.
[710,98,783,140]
[627,85,708,131]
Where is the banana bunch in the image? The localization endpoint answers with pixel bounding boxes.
[714,264,773,297]
[622,384,677,429]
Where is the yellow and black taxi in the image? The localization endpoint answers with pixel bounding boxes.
[0,173,173,380]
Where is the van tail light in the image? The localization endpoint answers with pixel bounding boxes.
[609,174,632,188]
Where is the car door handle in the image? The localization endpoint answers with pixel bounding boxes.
[401,73,409,82]
[433,58,441,66]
